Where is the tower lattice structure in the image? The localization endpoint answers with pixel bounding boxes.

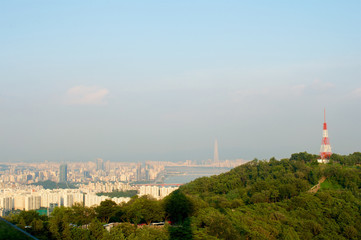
[320,109,332,160]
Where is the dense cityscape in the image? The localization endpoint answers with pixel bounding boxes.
[0,155,244,216]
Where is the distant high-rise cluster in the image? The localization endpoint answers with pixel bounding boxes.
[96,158,104,171]
[318,109,332,163]
[135,163,150,182]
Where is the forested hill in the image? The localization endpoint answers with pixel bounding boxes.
[174,152,361,239]
[181,152,361,201]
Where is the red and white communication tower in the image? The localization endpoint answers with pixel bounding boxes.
[319,109,332,163]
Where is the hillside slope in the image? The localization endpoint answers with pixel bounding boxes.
[175,152,361,239]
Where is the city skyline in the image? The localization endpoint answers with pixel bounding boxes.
[1,1,360,162]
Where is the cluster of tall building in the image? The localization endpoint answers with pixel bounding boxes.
[0,183,180,216]
[78,181,136,192]
[0,194,41,212]
[0,164,58,184]
[0,160,168,186]
[0,188,131,216]
[136,163,154,182]
[0,155,245,188]
[138,185,178,200]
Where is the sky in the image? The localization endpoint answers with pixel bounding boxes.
[0,1,360,162]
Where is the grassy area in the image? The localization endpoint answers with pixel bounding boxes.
[320,179,343,190]
[0,220,33,240]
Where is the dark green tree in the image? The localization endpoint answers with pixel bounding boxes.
[71,227,91,240]
[163,190,194,224]
[88,218,106,240]
[95,199,121,223]
[193,207,239,240]
[112,223,136,238]
[49,207,72,240]
[71,202,96,225]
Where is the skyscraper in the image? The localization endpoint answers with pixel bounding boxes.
[59,164,67,182]
[145,164,150,181]
[96,158,104,171]
[214,139,219,163]
[136,163,142,181]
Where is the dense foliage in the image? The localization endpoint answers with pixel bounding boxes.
[96,190,138,198]
[0,220,33,240]
[31,180,77,189]
[4,152,361,240]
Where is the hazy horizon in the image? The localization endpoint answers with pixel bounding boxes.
[1,1,360,163]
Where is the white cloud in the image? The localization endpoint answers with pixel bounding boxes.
[232,84,306,101]
[232,80,335,101]
[64,85,109,105]
[309,79,335,90]
[350,87,361,98]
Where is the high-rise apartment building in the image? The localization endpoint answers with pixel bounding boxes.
[136,163,142,181]
[59,164,67,182]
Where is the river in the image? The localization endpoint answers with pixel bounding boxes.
[163,166,231,184]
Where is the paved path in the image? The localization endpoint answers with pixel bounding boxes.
[308,176,326,193]
[0,217,39,240]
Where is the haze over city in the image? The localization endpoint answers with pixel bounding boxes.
[1,1,360,163]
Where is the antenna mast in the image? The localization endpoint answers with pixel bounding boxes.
[319,108,332,163]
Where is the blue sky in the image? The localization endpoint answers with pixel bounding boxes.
[0,1,360,162]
